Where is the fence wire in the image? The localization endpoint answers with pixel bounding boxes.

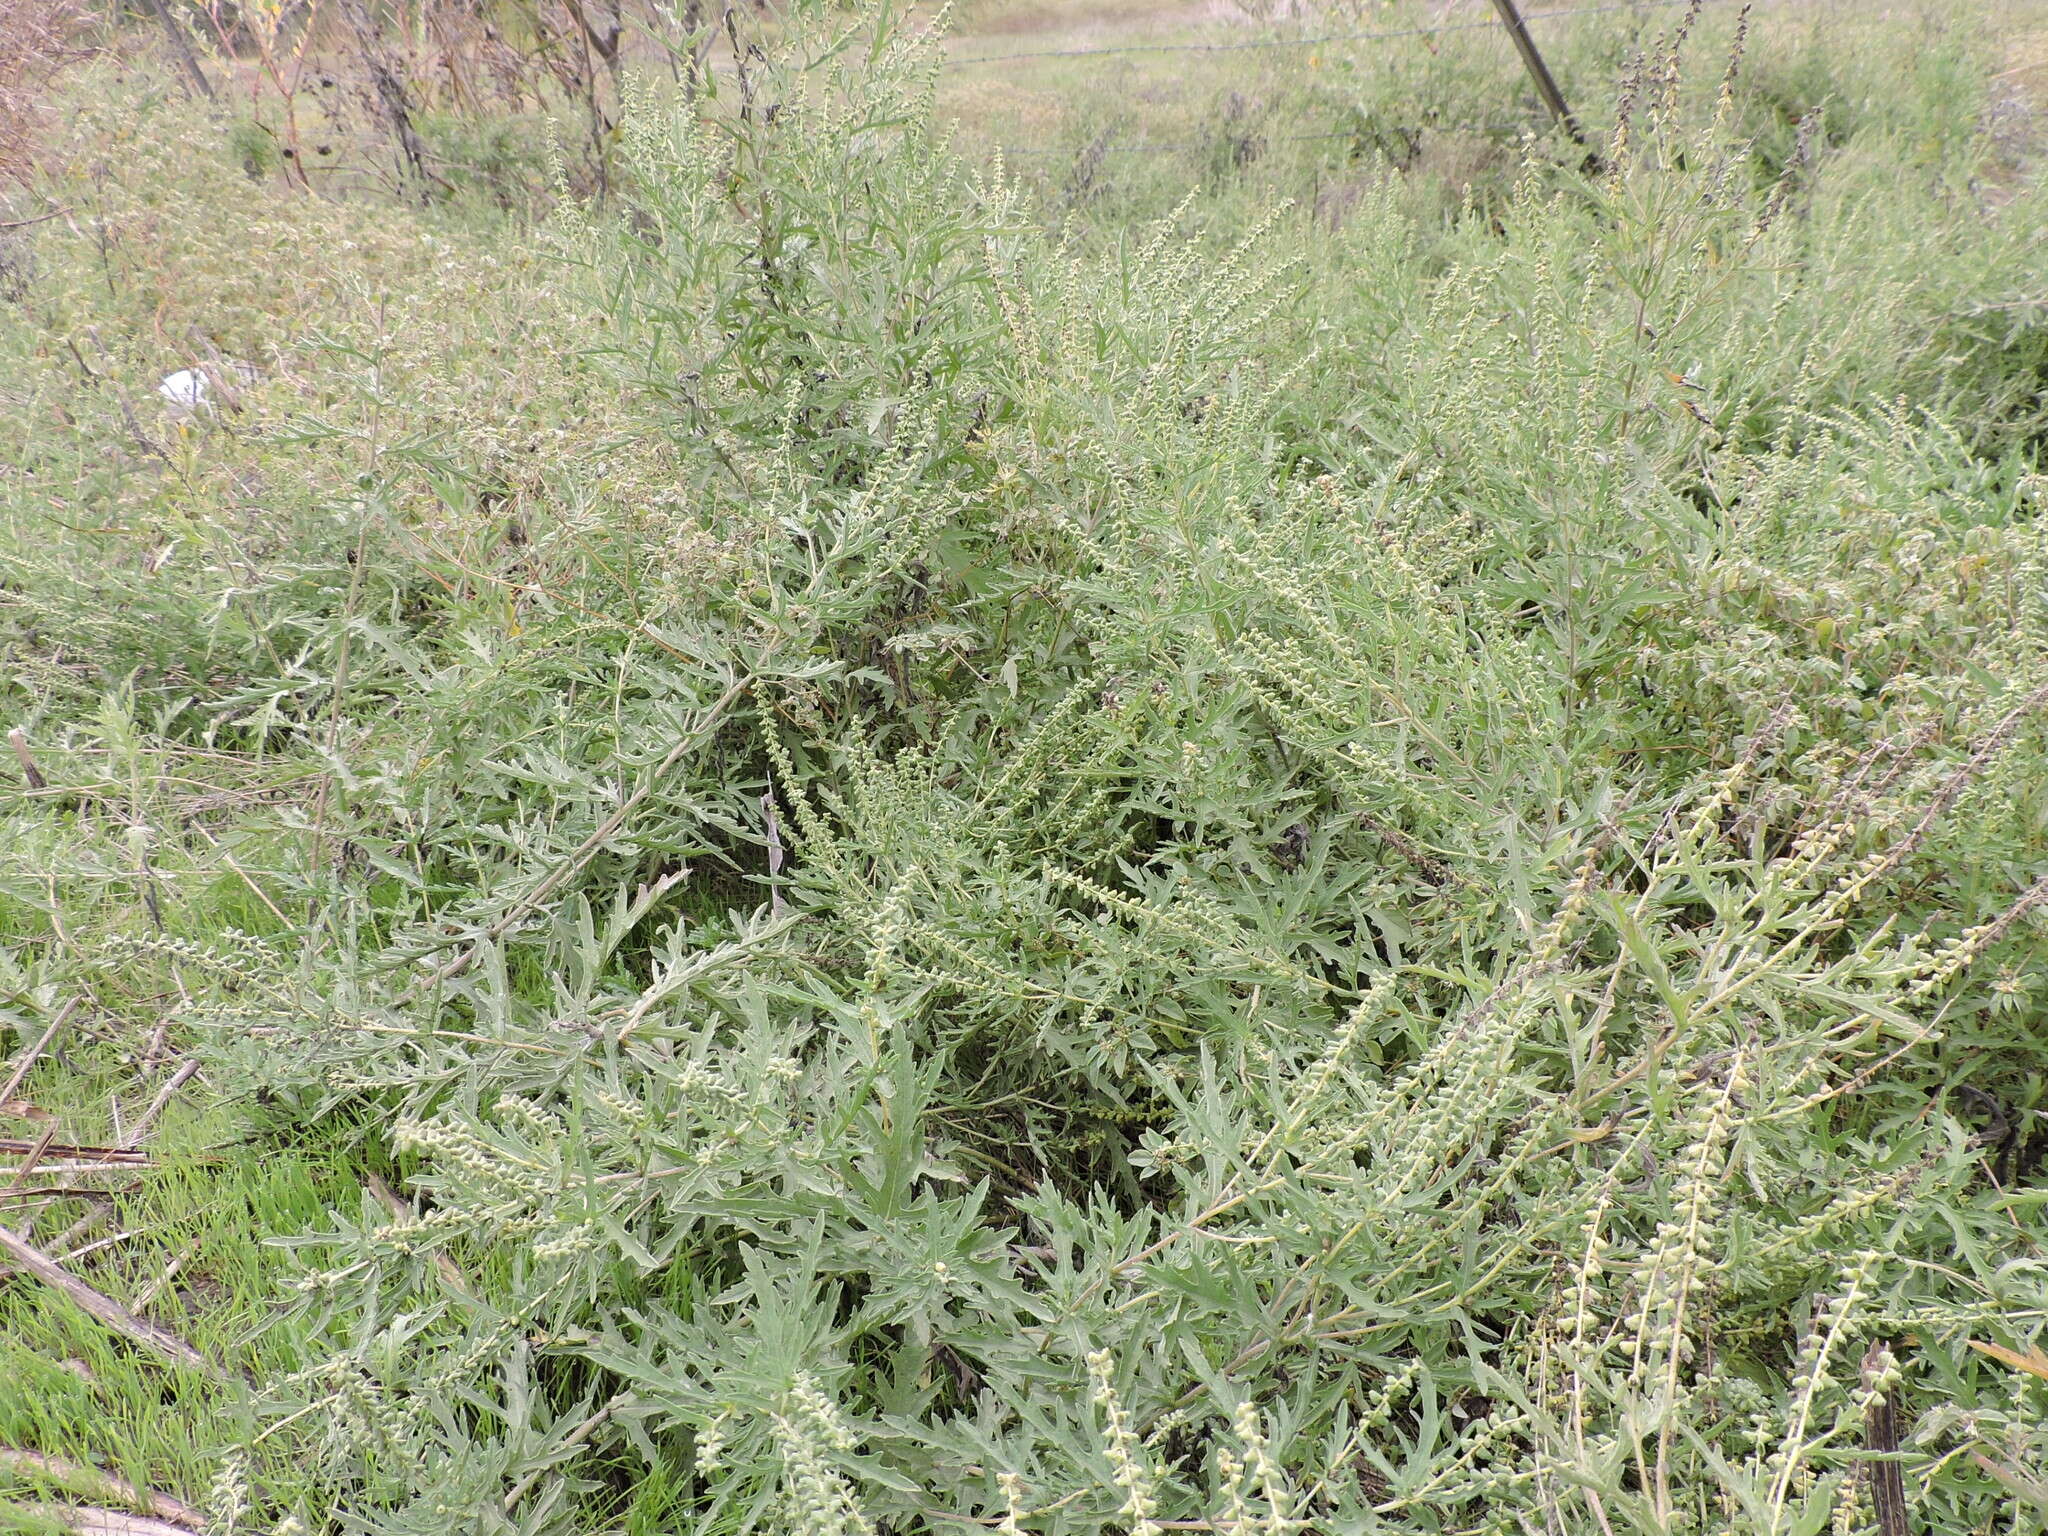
[956,0,1858,166]
[944,0,1742,69]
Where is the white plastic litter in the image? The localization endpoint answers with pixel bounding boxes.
[159,368,209,413]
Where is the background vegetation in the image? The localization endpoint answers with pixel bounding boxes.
[3,0,2048,1531]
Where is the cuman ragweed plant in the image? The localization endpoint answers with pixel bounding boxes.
[14,1,2047,1532]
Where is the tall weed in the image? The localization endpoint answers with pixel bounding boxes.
[2,2,2046,1532]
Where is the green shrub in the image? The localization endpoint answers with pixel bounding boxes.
[4,2,2047,1533]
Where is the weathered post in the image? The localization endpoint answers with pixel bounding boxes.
[1486,0,1585,147]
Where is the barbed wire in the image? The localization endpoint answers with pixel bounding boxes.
[963,0,1879,164]
[991,123,1533,157]
[994,130,1338,158]
[943,0,1734,68]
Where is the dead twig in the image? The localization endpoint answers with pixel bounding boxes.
[0,999,77,1106]
[0,1138,149,1164]
[125,1059,199,1147]
[0,206,68,230]
[334,0,443,198]
[501,1398,626,1513]
[8,726,45,788]
[365,1171,473,1297]
[2,1162,148,1183]
[417,672,753,988]
[0,1196,113,1279]
[217,850,291,927]
[57,1220,146,1266]
[762,781,787,916]
[129,1243,194,1312]
[0,1185,126,1207]
[29,1506,193,1536]
[1860,1341,1909,1536]
[0,1447,202,1529]
[46,1202,113,1255]
[6,1124,56,1186]
[1357,810,1463,888]
[0,1220,219,1377]
[112,389,190,492]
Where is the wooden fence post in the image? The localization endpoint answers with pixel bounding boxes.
[140,0,215,102]
[1486,0,1585,147]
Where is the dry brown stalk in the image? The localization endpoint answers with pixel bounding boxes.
[125,1058,200,1147]
[29,1506,193,1536]
[0,0,89,184]
[0,1447,202,1529]
[7,725,45,787]
[0,1138,150,1164]
[1860,1342,1909,1536]
[0,999,77,1106]
[365,1170,474,1297]
[0,1221,219,1377]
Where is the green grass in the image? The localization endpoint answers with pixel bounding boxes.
[3,0,2048,1530]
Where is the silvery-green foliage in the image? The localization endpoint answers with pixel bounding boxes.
[132,5,2048,1532]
